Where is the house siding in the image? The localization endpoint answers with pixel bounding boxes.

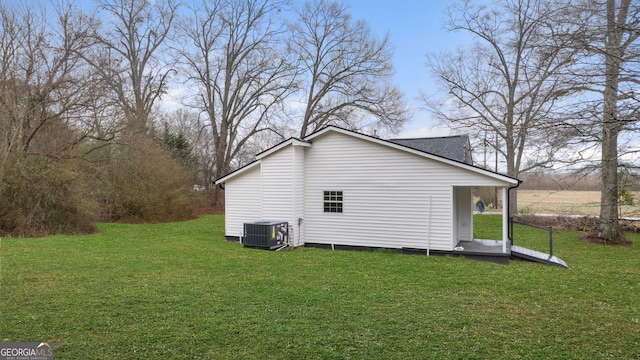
[454,187,473,242]
[261,146,294,226]
[224,164,262,238]
[256,144,309,246]
[303,132,509,251]
[292,145,306,246]
[223,145,306,245]
[220,128,517,251]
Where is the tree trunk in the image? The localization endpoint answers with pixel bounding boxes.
[597,0,626,242]
[598,115,623,241]
[509,188,519,216]
[598,120,622,241]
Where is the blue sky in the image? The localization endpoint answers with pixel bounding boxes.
[77,0,462,138]
[343,0,462,137]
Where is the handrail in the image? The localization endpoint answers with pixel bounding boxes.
[509,216,514,245]
[511,219,558,258]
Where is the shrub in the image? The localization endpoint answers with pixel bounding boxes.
[0,156,98,237]
[98,134,201,223]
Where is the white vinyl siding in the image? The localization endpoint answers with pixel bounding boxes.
[221,128,516,251]
[292,145,306,246]
[259,144,308,246]
[454,187,473,242]
[224,164,261,238]
[223,144,307,245]
[304,132,509,251]
[261,147,294,224]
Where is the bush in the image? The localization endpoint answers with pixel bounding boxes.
[0,156,98,237]
[98,134,201,223]
[0,135,202,236]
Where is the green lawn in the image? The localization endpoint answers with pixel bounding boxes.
[1,215,638,359]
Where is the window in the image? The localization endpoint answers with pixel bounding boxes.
[323,191,343,213]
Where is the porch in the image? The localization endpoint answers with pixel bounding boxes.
[403,239,568,268]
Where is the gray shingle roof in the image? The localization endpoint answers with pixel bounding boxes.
[388,135,473,164]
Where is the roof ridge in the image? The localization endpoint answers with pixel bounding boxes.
[389,134,467,141]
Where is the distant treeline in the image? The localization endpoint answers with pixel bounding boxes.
[518,172,640,191]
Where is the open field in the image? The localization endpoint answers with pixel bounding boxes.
[517,190,640,217]
[1,215,638,359]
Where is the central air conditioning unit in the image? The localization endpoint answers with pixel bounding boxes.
[242,221,288,250]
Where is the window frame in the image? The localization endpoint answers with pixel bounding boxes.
[323,190,343,213]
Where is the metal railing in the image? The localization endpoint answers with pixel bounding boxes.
[510,217,556,257]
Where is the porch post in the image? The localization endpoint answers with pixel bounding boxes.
[502,187,508,253]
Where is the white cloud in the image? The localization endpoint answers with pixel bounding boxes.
[397,125,452,138]
[158,87,186,112]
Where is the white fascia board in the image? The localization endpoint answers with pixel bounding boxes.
[215,138,311,185]
[255,138,311,160]
[304,126,520,186]
[214,160,260,185]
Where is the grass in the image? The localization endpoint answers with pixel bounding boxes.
[1,215,639,359]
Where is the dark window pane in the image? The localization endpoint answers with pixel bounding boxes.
[323,190,343,213]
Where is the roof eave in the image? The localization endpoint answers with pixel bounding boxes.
[214,160,260,185]
[305,126,520,185]
[255,138,311,160]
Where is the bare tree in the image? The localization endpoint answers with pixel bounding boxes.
[289,0,408,137]
[425,0,583,213]
[0,3,24,188]
[596,0,639,241]
[177,0,296,193]
[0,2,97,179]
[0,2,105,235]
[568,0,640,242]
[88,0,178,132]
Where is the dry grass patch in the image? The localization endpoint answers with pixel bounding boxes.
[518,190,640,217]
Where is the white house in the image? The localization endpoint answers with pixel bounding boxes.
[214,126,522,256]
